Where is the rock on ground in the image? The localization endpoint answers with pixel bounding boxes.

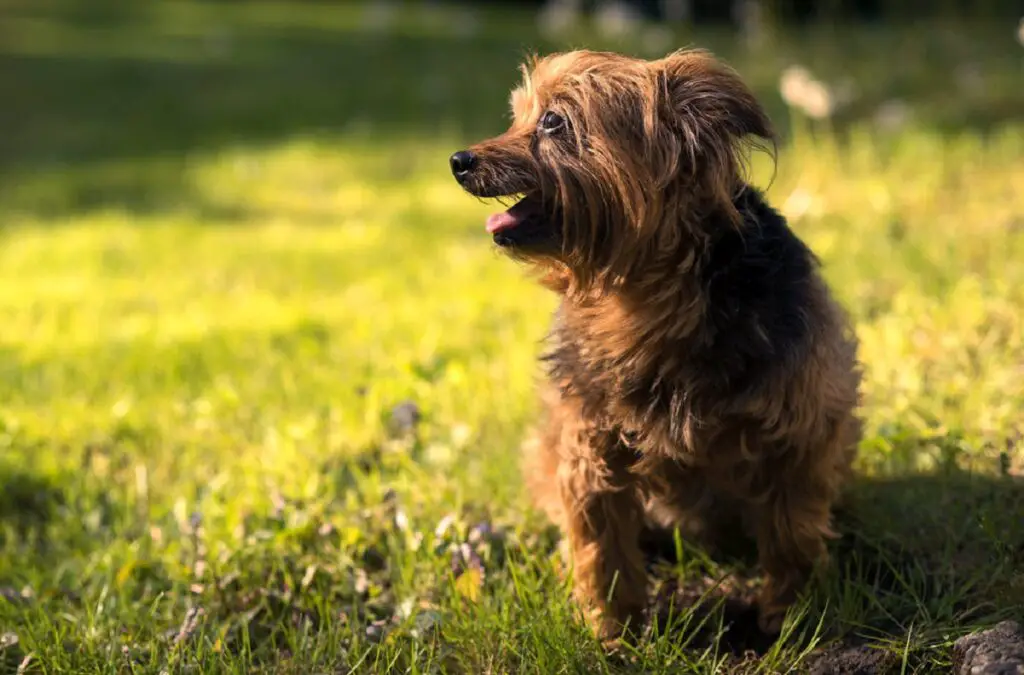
[953,621,1024,675]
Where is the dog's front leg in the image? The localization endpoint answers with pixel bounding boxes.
[752,477,837,634]
[557,440,647,642]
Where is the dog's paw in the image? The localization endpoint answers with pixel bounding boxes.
[756,605,786,635]
[589,607,646,648]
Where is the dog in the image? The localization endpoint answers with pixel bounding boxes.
[449,48,862,641]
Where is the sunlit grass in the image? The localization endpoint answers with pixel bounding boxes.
[0,1,1022,673]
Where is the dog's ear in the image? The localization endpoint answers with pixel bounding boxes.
[655,48,774,169]
[651,50,774,215]
[655,49,773,143]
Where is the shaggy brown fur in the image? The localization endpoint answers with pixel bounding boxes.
[450,49,862,641]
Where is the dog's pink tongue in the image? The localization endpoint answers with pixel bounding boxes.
[486,211,520,234]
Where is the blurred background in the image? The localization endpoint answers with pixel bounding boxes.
[2,0,1022,237]
[1,0,1022,671]
[3,0,1022,202]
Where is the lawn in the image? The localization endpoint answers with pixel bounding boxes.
[1,1,1023,673]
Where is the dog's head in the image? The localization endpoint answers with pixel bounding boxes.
[450,49,774,293]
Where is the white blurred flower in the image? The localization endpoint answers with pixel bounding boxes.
[394,508,409,532]
[782,187,823,221]
[450,423,472,447]
[398,597,416,619]
[1017,17,1024,46]
[800,88,833,120]
[779,65,812,105]
[779,65,837,120]
[434,513,456,538]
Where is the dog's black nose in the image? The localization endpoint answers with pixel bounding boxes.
[449,150,476,180]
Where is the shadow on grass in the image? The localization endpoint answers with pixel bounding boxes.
[640,466,1024,669]
[0,462,65,537]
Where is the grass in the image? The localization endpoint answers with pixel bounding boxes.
[1,1,1023,672]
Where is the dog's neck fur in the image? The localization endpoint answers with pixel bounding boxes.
[545,186,819,444]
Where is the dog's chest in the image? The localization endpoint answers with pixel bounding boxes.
[545,321,707,455]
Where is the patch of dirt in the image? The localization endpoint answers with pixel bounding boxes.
[805,643,900,675]
[634,488,1024,673]
[650,571,907,673]
[952,620,1024,675]
[641,529,907,672]
[649,573,776,657]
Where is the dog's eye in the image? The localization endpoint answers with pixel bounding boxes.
[538,110,565,134]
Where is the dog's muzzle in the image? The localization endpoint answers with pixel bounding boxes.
[448,148,559,252]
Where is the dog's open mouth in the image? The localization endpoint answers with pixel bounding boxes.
[486,194,535,234]
[485,193,553,248]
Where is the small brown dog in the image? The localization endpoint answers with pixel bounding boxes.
[450,49,861,640]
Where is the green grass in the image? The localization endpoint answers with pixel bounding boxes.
[1,1,1023,673]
